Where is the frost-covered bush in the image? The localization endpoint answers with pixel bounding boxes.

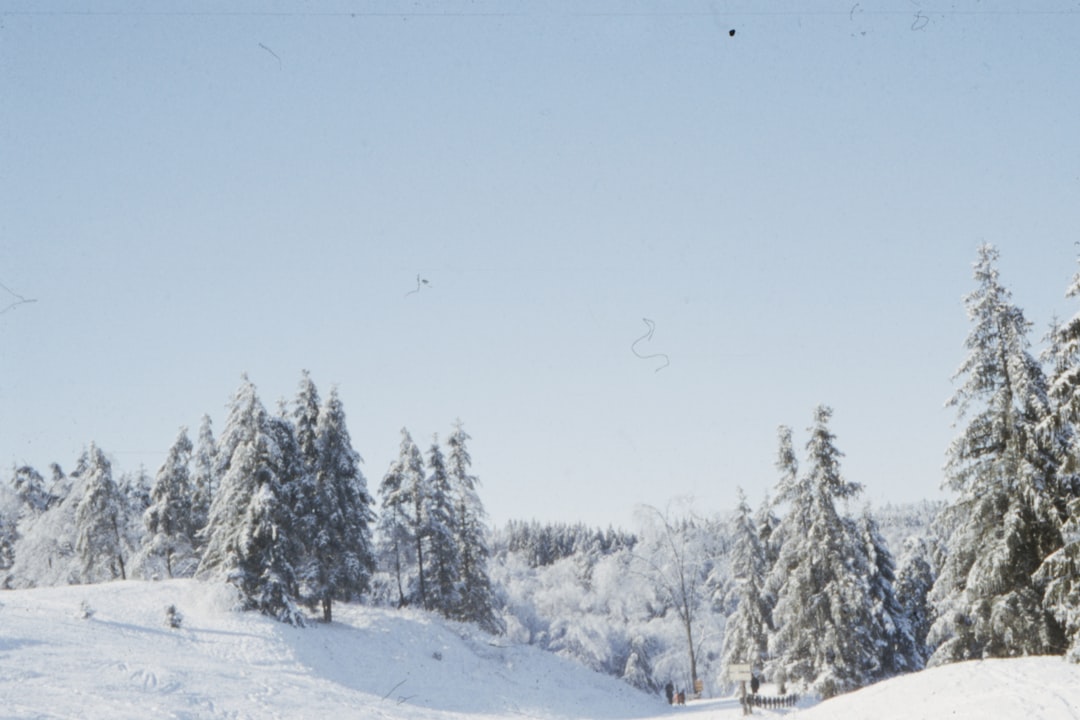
[491,514,728,695]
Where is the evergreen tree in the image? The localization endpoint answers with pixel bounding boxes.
[139,428,197,578]
[1036,495,1080,661]
[929,245,1066,664]
[622,634,657,692]
[1035,254,1080,662]
[116,466,152,564]
[267,406,306,560]
[895,536,937,663]
[9,463,80,588]
[754,493,780,573]
[767,406,875,698]
[11,465,50,515]
[721,488,770,683]
[302,386,376,622]
[854,510,921,676]
[447,420,500,632]
[73,443,128,583]
[402,431,429,607]
[46,463,69,509]
[293,370,321,472]
[197,376,303,624]
[422,436,460,616]
[377,428,420,607]
[190,414,218,541]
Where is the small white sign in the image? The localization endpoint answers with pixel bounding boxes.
[728,664,753,681]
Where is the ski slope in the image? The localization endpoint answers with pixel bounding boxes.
[1,580,1078,720]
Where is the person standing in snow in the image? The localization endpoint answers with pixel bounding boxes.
[665,681,674,704]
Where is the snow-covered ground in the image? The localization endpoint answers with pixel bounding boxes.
[1,580,1078,720]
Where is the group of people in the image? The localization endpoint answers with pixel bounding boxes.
[741,692,799,709]
[663,674,797,709]
[663,682,686,705]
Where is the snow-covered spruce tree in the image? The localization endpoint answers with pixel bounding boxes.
[928,245,1066,664]
[268,403,307,556]
[763,425,803,654]
[447,420,500,632]
[721,488,770,684]
[376,428,421,607]
[9,463,78,587]
[767,406,877,698]
[422,436,461,616]
[1033,255,1080,662]
[293,370,321,474]
[895,536,937,663]
[1036,494,1080,661]
[197,376,304,625]
[190,414,218,544]
[301,386,376,623]
[74,443,129,583]
[11,465,50,516]
[622,634,657,692]
[116,466,152,562]
[754,493,780,575]
[0,474,25,576]
[854,509,921,676]
[400,431,430,608]
[138,428,197,579]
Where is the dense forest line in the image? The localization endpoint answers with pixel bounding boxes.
[3,244,1080,700]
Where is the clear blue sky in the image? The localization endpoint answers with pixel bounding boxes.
[2,1,1079,528]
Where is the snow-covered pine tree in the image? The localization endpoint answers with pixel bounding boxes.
[402,432,429,608]
[73,443,128,583]
[754,493,780,574]
[377,428,420,607]
[622,634,657,692]
[1034,254,1080,662]
[767,426,803,561]
[116,466,152,561]
[447,420,500,632]
[763,426,802,651]
[9,463,79,587]
[928,245,1066,664]
[293,370,320,474]
[0,473,25,575]
[190,414,218,543]
[895,536,937,663]
[1036,495,1080,661]
[721,488,770,684]
[268,403,306,562]
[197,376,303,624]
[139,427,197,578]
[422,435,460,616]
[11,465,50,516]
[767,406,874,698]
[46,463,70,509]
[302,386,376,622]
[854,509,921,677]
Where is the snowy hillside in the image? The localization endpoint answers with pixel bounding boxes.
[0,579,664,719]
[791,657,1080,720]
[2,579,1080,720]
